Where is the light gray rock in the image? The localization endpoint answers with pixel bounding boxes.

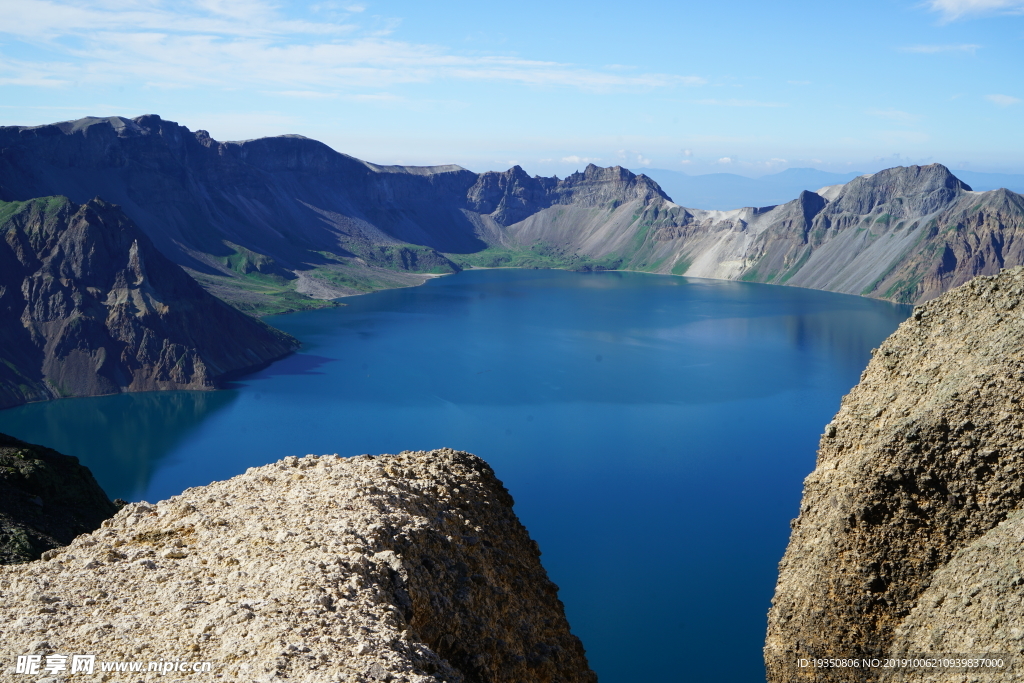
[0,448,595,683]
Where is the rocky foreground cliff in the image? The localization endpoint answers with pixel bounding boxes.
[0,448,595,683]
[766,266,1024,682]
[0,195,297,409]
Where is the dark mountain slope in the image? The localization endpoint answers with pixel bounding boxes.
[0,431,119,564]
[0,116,478,314]
[0,195,296,409]
[0,116,681,313]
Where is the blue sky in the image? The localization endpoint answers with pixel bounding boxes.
[0,0,1022,177]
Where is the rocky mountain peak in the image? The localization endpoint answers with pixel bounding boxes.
[828,163,971,217]
[554,164,668,208]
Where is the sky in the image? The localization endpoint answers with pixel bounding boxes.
[0,0,1022,178]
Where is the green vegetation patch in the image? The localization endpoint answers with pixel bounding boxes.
[218,242,289,277]
[778,249,812,284]
[861,256,907,296]
[305,265,396,293]
[187,269,342,317]
[0,196,71,228]
[448,243,623,272]
[355,244,457,274]
[883,270,925,303]
[671,257,692,276]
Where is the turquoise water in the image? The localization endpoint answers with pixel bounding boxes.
[0,269,909,682]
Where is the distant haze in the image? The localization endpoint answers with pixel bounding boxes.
[639,167,1024,211]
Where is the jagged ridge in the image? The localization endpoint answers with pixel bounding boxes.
[4,116,1024,310]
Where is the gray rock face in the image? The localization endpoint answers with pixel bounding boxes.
[0,432,119,565]
[0,195,297,408]
[765,266,1024,682]
[672,164,1024,303]
[824,164,969,216]
[485,163,1024,306]
[0,448,596,683]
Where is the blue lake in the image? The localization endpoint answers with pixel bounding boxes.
[0,269,910,682]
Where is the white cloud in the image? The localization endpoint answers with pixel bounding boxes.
[679,159,692,165]
[682,149,693,156]
[561,155,601,164]
[345,92,402,102]
[924,0,1024,21]
[695,98,787,108]
[899,43,981,53]
[718,157,733,164]
[986,93,1021,106]
[615,150,650,167]
[0,0,706,94]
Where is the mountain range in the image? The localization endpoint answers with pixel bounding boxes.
[3,114,1024,405]
[639,167,1024,211]
[639,167,863,210]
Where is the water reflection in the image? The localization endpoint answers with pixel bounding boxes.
[224,354,338,383]
[263,271,910,408]
[0,390,238,501]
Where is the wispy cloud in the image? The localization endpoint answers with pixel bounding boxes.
[867,108,920,123]
[0,0,706,94]
[695,98,787,108]
[270,90,340,99]
[986,93,1021,106]
[616,150,651,167]
[924,0,1024,22]
[561,155,601,164]
[899,43,981,53]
